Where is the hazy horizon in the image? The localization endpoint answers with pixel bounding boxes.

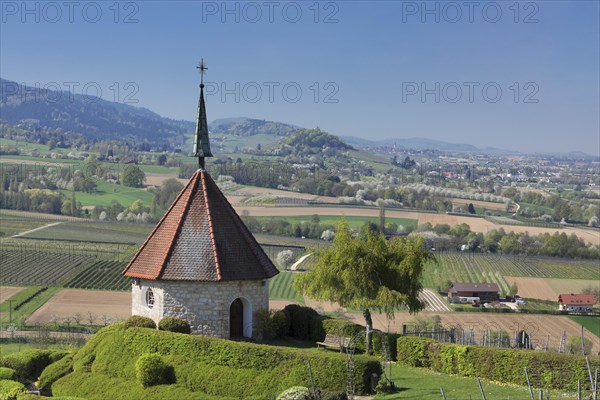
[1,1,598,154]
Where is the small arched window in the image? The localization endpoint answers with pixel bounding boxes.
[145,288,155,309]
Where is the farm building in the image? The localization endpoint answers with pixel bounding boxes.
[122,63,278,338]
[558,293,595,312]
[448,282,500,303]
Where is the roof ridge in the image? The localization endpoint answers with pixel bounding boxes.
[201,171,222,281]
[122,171,199,278]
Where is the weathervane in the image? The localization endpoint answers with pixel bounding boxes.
[193,58,213,170]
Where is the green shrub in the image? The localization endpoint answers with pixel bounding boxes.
[0,368,16,380]
[56,323,381,397]
[253,309,276,340]
[1,349,68,382]
[276,386,311,400]
[272,310,290,339]
[0,379,27,400]
[124,315,156,329]
[38,354,74,391]
[158,317,191,334]
[396,336,600,391]
[135,353,175,387]
[287,305,318,340]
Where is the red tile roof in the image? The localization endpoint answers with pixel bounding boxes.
[558,294,596,305]
[122,170,279,281]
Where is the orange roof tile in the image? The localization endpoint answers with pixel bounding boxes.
[122,170,278,281]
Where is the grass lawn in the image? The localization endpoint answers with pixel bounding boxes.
[255,215,418,230]
[0,342,37,356]
[377,364,575,399]
[60,179,154,208]
[20,221,153,244]
[570,316,600,338]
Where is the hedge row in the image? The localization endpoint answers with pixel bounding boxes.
[0,349,69,383]
[52,323,381,398]
[396,336,600,391]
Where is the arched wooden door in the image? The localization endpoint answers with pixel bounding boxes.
[229,298,244,338]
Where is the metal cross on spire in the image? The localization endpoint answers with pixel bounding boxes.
[197,58,207,86]
[193,58,213,170]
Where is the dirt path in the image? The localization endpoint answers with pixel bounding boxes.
[12,221,63,238]
[290,254,312,271]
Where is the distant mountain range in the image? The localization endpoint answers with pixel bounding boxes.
[1,78,594,157]
[339,136,517,154]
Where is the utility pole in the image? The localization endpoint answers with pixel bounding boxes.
[7,300,15,324]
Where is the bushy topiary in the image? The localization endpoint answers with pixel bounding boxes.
[0,349,68,383]
[0,379,27,400]
[0,367,16,380]
[134,353,175,387]
[284,304,318,340]
[124,315,156,329]
[38,354,74,391]
[158,317,191,334]
[276,386,310,400]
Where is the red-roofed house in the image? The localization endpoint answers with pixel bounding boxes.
[558,294,595,312]
[122,69,278,339]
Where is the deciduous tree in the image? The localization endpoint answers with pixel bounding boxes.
[294,222,434,354]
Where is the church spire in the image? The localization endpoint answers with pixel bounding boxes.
[193,58,213,170]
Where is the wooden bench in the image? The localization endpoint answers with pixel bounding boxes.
[317,334,351,351]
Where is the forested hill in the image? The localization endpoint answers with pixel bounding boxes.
[0,78,194,148]
[285,128,354,151]
[209,117,298,137]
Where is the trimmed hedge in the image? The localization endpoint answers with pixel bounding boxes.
[53,323,381,398]
[37,354,74,391]
[124,315,156,329]
[0,349,68,383]
[0,367,16,380]
[135,353,175,387]
[396,336,600,391]
[0,379,27,400]
[158,317,191,334]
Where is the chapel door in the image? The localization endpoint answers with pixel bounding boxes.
[230,298,244,338]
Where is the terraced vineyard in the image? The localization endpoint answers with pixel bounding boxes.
[64,260,131,291]
[0,249,95,285]
[423,254,600,294]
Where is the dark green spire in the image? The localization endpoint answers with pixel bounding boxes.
[193,58,212,169]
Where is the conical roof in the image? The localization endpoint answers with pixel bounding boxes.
[122,170,278,281]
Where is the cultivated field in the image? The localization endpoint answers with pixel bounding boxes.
[144,172,187,187]
[504,277,558,301]
[26,289,131,325]
[0,286,25,302]
[449,198,509,211]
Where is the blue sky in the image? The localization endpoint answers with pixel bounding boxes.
[1,1,598,154]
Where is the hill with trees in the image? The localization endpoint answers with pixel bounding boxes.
[0,78,193,149]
